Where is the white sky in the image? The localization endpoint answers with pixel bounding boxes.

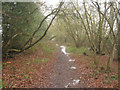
[41,0,60,8]
[40,0,118,9]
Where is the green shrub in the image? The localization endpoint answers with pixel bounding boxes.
[67,46,92,55]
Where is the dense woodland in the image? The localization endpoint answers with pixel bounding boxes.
[50,1,119,71]
[1,1,120,88]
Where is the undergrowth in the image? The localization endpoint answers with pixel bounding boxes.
[67,46,93,55]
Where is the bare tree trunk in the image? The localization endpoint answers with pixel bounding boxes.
[110,44,116,66]
[118,2,120,84]
[72,2,96,52]
[106,56,110,71]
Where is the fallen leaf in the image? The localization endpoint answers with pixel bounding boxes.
[6,61,11,64]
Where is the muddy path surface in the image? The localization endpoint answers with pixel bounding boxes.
[47,46,85,88]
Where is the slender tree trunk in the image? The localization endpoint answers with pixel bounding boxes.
[72,2,96,52]
[118,2,120,84]
[110,44,116,66]
[106,56,110,71]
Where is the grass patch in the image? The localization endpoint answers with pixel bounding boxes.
[43,45,55,54]
[33,58,50,64]
[29,44,41,51]
[67,46,92,55]
[25,41,56,56]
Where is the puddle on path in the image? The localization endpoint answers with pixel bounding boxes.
[69,59,75,62]
[56,44,59,46]
[70,66,76,70]
[65,79,80,88]
[60,46,70,56]
[73,79,80,85]
[59,45,80,88]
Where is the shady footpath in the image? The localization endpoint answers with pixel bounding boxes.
[46,45,85,88]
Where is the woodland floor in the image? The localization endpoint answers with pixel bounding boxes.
[2,42,119,89]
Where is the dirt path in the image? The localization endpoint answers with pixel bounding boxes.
[47,46,84,88]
